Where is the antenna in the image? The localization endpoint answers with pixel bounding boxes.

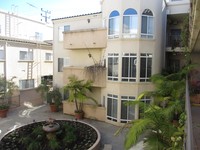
[41,8,51,23]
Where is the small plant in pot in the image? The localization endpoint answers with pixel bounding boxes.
[47,88,62,112]
[64,75,97,119]
[0,76,18,118]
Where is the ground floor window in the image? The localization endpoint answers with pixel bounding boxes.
[19,79,34,89]
[107,94,118,122]
[120,96,135,123]
[139,96,151,118]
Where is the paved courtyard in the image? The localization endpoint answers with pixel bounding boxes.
[0,104,143,150]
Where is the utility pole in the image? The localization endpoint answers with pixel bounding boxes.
[41,8,51,24]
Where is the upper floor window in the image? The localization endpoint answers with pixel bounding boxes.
[58,57,70,72]
[121,96,135,123]
[19,51,33,61]
[19,79,34,89]
[108,10,120,38]
[45,53,53,61]
[122,53,137,82]
[123,8,138,38]
[35,32,43,40]
[108,53,119,81]
[59,25,70,41]
[141,9,154,39]
[140,53,152,82]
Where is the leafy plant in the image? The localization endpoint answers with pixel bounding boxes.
[36,80,51,102]
[47,88,62,108]
[64,75,97,113]
[0,76,18,110]
[116,65,194,150]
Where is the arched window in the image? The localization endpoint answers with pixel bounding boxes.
[141,9,154,38]
[108,10,120,38]
[123,8,138,38]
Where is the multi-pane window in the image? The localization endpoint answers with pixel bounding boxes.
[140,53,152,82]
[0,50,4,60]
[122,53,137,82]
[45,53,53,61]
[123,8,138,38]
[108,10,120,38]
[107,94,118,122]
[141,9,154,39]
[108,53,119,81]
[121,96,135,123]
[19,79,34,89]
[58,57,70,72]
[19,51,33,61]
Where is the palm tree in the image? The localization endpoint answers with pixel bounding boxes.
[117,65,195,150]
[64,75,97,114]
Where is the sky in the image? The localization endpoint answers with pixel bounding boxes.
[0,0,101,22]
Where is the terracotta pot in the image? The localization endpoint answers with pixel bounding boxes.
[0,109,9,118]
[49,104,58,112]
[74,111,84,120]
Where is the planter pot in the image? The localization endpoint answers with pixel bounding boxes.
[74,111,84,120]
[0,109,9,118]
[49,104,58,112]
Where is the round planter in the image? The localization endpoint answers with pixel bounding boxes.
[0,109,8,118]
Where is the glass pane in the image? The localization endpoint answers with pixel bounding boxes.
[113,58,118,77]
[108,58,113,76]
[0,50,4,59]
[147,58,152,77]
[131,15,138,34]
[109,19,114,35]
[130,57,136,78]
[107,98,112,116]
[20,51,27,60]
[113,99,117,118]
[121,101,127,119]
[140,58,146,77]
[148,17,154,34]
[123,16,130,33]
[122,57,129,77]
[58,58,64,72]
[141,16,147,34]
[128,105,135,120]
[114,17,120,35]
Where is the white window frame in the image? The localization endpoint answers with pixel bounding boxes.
[108,53,119,81]
[123,9,138,38]
[140,53,152,82]
[141,9,154,39]
[45,53,53,61]
[120,96,135,123]
[108,11,120,39]
[121,53,137,82]
[19,51,33,61]
[107,94,118,122]
[19,79,34,89]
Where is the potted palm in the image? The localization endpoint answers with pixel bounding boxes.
[64,75,97,119]
[47,87,62,112]
[0,76,18,118]
[36,80,51,103]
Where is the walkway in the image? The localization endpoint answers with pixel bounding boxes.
[0,104,143,150]
[192,106,200,150]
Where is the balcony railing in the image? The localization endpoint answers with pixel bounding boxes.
[185,75,194,150]
[63,28,107,50]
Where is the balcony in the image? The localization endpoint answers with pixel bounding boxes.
[63,66,106,87]
[63,28,107,50]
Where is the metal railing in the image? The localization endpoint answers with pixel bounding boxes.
[185,75,193,150]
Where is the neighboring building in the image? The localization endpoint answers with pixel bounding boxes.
[52,0,191,125]
[0,10,53,90]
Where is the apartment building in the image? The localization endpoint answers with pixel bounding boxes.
[0,10,53,90]
[52,0,191,125]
